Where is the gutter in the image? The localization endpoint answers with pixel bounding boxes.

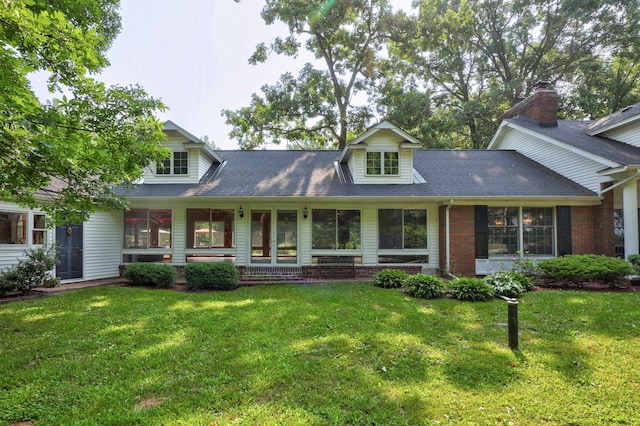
[599,168,640,195]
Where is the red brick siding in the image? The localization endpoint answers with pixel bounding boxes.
[500,89,558,126]
[445,205,476,277]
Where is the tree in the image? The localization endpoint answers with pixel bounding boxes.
[383,0,640,148]
[223,0,396,150]
[0,0,168,225]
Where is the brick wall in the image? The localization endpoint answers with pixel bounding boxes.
[500,85,558,127]
[445,205,476,277]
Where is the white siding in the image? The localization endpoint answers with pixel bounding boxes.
[360,207,378,265]
[349,130,415,184]
[0,202,53,271]
[83,210,122,280]
[172,208,186,266]
[142,138,201,184]
[601,124,640,147]
[499,130,606,193]
[199,154,213,180]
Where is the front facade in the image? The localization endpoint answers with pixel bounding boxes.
[3,87,640,282]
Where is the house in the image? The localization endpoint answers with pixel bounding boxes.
[2,84,639,282]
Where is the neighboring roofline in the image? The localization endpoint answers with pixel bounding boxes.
[489,119,621,169]
[587,104,640,136]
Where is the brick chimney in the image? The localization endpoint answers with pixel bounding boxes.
[499,81,558,127]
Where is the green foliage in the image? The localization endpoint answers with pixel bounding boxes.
[0,246,58,295]
[628,254,640,273]
[1,284,640,424]
[511,250,542,278]
[123,263,176,289]
[484,271,527,298]
[224,0,394,149]
[184,262,240,291]
[384,0,640,149]
[372,269,408,289]
[402,273,444,299]
[0,0,167,225]
[539,254,632,286]
[448,277,495,302]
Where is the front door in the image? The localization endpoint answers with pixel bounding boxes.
[250,209,298,264]
[56,224,83,280]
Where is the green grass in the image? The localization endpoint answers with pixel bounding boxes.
[1,283,639,425]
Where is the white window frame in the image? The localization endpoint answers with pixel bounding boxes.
[156,151,189,176]
[366,151,399,176]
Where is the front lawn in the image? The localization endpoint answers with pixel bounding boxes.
[1,283,639,425]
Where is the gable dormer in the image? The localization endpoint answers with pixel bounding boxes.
[339,120,423,184]
[144,120,222,184]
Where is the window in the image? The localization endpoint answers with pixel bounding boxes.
[384,152,399,175]
[173,152,188,174]
[488,207,554,256]
[32,214,46,245]
[522,207,554,255]
[0,211,27,244]
[124,209,172,248]
[366,151,399,175]
[378,209,427,249]
[366,152,381,175]
[156,152,188,175]
[187,209,235,248]
[488,207,519,255]
[312,209,361,249]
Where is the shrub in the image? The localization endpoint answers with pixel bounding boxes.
[512,250,542,278]
[484,271,527,298]
[0,246,58,296]
[373,269,408,288]
[538,254,632,286]
[403,273,444,299]
[628,254,640,274]
[123,263,176,289]
[448,277,495,302]
[184,262,239,291]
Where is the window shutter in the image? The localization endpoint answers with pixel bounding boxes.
[557,206,572,255]
[475,205,488,259]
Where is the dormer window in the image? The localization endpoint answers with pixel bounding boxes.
[366,151,399,175]
[157,152,188,175]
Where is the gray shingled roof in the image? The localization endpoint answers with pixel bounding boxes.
[117,149,595,199]
[587,102,640,134]
[509,116,640,166]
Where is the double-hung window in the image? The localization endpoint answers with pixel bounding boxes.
[156,152,188,175]
[488,207,554,256]
[366,152,399,175]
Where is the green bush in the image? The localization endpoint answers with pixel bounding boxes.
[484,271,527,298]
[373,269,408,288]
[123,263,176,289]
[0,246,58,296]
[539,254,632,286]
[448,277,495,302]
[403,273,444,299]
[628,254,640,273]
[184,262,239,291]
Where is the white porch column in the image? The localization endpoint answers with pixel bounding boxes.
[623,178,640,256]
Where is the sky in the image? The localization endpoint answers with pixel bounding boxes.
[64,0,414,150]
